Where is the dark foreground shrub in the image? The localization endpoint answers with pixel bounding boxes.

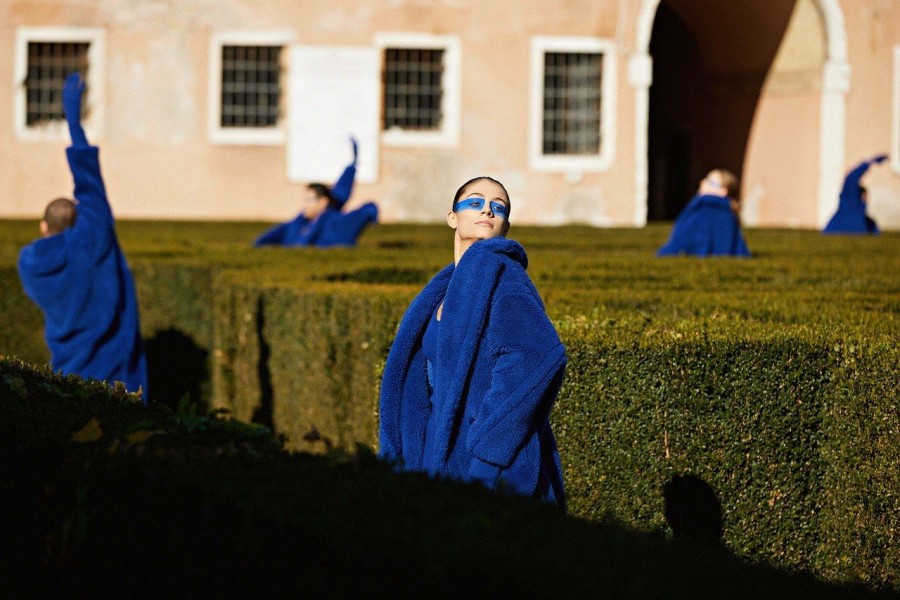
[0,359,882,599]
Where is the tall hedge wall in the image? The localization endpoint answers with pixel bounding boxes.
[556,323,898,587]
[0,220,897,590]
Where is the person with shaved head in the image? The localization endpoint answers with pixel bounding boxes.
[17,73,148,402]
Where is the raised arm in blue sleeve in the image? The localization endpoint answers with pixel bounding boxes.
[61,72,113,231]
[63,73,89,148]
[331,137,359,209]
[840,160,871,200]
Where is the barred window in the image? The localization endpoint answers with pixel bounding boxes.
[542,52,603,155]
[382,48,444,131]
[220,45,282,128]
[25,42,89,126]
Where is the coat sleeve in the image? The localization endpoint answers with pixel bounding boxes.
[465,290,566,472]
[66,145,115,258]
[840,161,871,201]
[254,221,290,246]
[331,162,356,209]
[317,203,378,247]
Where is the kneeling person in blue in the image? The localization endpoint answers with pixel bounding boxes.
[253,138,378,247]
[657,169,751,258]
[379,177,567,509]
[17,73,148,401]
[822,154,887,234]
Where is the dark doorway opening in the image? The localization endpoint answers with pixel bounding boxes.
[646,0,797,221]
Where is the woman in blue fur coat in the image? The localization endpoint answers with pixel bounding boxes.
[657,168,751,257]
[379,177,567,509]
[822,154,887,234]
[254,138,378,247]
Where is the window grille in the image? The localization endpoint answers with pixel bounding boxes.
[25,42,89,126]
[382,48,444,131]
[220,45,282,128]
[542,52,603,155]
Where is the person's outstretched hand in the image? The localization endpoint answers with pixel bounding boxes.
[872,154,888,165]
[62,72,89,146]
[350,136,359,163]
[62,72,85,123]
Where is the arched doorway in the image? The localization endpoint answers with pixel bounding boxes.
[646,0,796,221]
[631,0,849,226]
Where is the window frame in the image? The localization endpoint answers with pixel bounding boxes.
[13,26,106,142]
[207,30,294,146]
[529,36,617,173]
[373,32,461,148]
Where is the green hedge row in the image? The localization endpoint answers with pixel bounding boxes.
[556,323,898,588]
[0,358,880,598]
[1,220,897,589]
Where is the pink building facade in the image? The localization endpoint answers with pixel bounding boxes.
[2,0,899,229]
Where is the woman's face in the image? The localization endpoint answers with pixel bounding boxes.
[301,187,329,220]
[699,171,727,197]
[447,179,510,240]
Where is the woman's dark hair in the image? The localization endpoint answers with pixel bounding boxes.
[452,176,511,216]
[711,169,740,202]
[307,183,338,210]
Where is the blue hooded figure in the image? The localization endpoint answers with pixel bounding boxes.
[822,154,887,234]
[379,177,567,509]
[657,168,751,258]
[17,74,148,401]
[254,138,378,247]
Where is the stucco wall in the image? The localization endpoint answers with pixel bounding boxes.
[743,0,825,228]
[2,0,898,228]
[1,0,638,225]
[841,0,900,230]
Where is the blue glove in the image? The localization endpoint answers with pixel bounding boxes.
[872,154,888,165]
[62,73,88,146]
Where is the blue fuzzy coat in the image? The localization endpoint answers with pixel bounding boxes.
[379,238,567,508]
[822,160,879,234]
[254,162,378,247]
[657,194,751,257]
[17,146,148,399]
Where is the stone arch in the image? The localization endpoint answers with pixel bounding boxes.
[629,0,849,226]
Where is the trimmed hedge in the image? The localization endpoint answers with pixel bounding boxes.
[556,323,898,588]
[0,358,882,598]
[1,220,898,590]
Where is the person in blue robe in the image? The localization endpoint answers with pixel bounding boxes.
[17,73,148,402]
[253,138,378,247]
[379,176,567,509]
[822,154,887,234]
[657,168,751,257]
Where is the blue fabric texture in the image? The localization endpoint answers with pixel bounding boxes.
[822,160,879,234]
[657,194,751,257]
[379,237,567,509]
[17,146,149,400]
[253,162,377,247]
[331,163,356,209]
